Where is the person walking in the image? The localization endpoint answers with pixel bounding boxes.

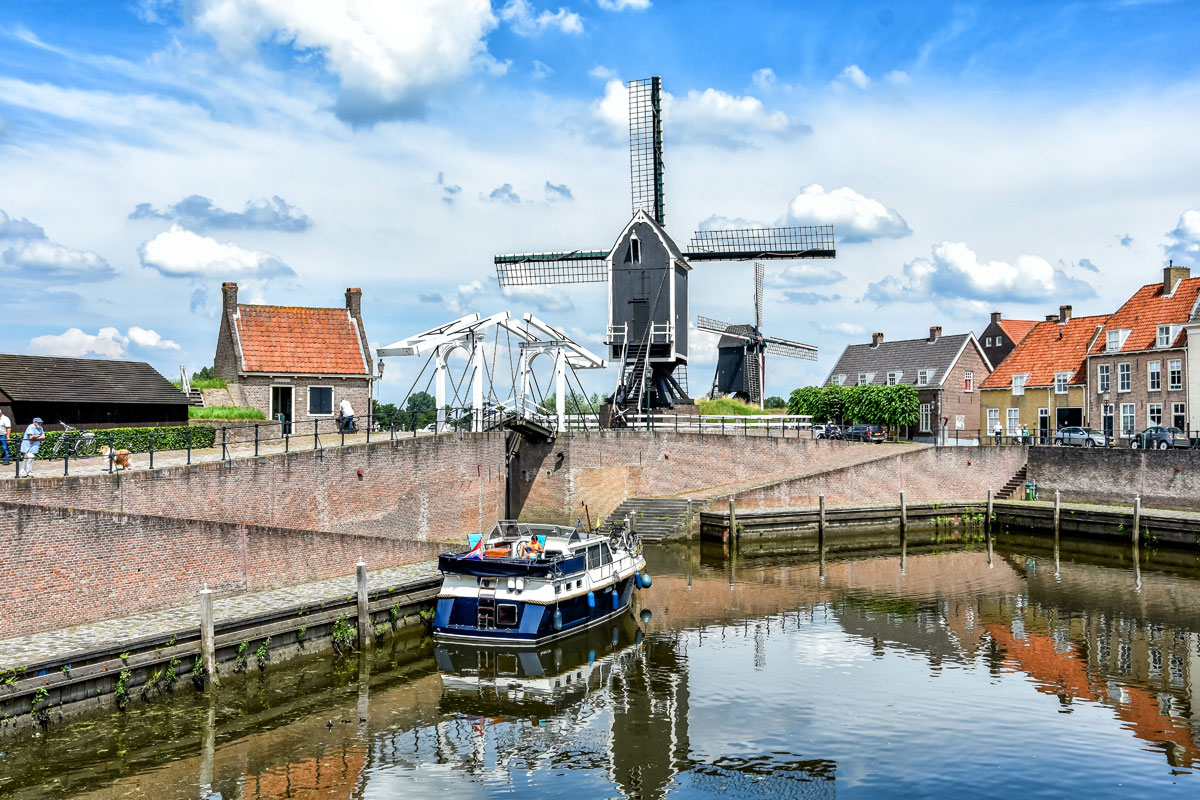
[338,398,355,433]
[20,417,45,478]
[0,409,11,465]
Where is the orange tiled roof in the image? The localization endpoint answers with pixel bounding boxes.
[234,305,368,375]
[996,318,1038,345]
[1087,277,1200,354]
[981,314,1109,389]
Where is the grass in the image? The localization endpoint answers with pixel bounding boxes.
[699,397,778,416]
[172,378,228,390]
[189,406,267,420]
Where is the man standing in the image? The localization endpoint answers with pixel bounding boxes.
[20,417,44,477]
[0,408,10,465]
[338,398,355,433]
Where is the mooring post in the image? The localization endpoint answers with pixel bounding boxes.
[818,494,827,550]
[356,560,372,649]
[728,497,737,542]
[899,489,908,537]
[985,487,994,534]
[1054,490,1061,542]
[1132,495,1141,545]
[199,588,218,685]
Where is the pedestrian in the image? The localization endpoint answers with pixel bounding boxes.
[20,417,45,478]
[0,408,10,465]
[338,398,355,433]
[1021,423,1029,445]
[994,420,1004,445]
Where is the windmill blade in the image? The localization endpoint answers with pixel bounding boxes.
[685,225,836,261]
[764,336,819,361]
[494,250,609,287]
[628,77,665,225]
[753,262,764,330]
[696,315,747,337]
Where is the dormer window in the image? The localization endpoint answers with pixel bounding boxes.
[887,371,902,386]
[1054,372,1070,394]
[1157,325,1173,348]
[1012,374,1027,396]
[1106,329,1130,352]
[917,369,933,386]
[858,372,875,386]
[833,374,847,386]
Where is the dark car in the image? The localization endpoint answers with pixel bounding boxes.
[844,424,886,443]
[815,424,844,440]
[1130,426,1191,450]
[1053,426,1114,448]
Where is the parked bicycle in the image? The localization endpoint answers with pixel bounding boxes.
[49,421,99,459]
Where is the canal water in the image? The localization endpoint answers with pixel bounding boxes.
[2,535,1199,799]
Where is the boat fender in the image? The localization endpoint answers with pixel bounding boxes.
[640,572,652,588]
[552,608,563,631]
[634,573,643,589]
[588,649,595,665]
[507,578,516,591]
[516,578,525,592]
[640,608,653,625]
[635,629,644,645]
[612,627,619,646]
[611,589,619,609]
[587,591,595,609]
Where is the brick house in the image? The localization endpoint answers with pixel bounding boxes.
[823,326,992,443]
[979,306,1109,442]
[978,312,1038,369]
[1085,265,1200,441]
[213,282,374,431]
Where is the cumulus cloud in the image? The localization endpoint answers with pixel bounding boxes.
[780,184,911,243]
[500,0,583,35]
[836,65,870,90]
[588,65,617,80]
[765,262,845,286]
[819,322,865,336]
[486,184,521,204]
[138,225,295,279]
[866,242,1096,304]
[29,325,178,358]
[688,322,720,364]
[885,70,912,85]
[597,0,650,10]
[3,240,115,281]
[446,280,486,314]
[1078,258,1100,272]
[1164,210,1200,265]
[502,284,574,312]
[0,209,46,239]
[545,181,574,202]
[129,195,312,232]
[185,0,498,125]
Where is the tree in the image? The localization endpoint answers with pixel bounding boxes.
[371,400,401,429]
[764,395,787,409]
[398,391,436,430]
[787,384,916,429]
[540,390,603,416]
[191,366,216,382]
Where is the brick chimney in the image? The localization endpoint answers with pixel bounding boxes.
[928,325,941,343]
[222,282,238,317]
[1059,304,1072,323]
[1164,261,1190,295]
[1045,314,1059,322]
[990,311,1002,324]
[871,332,884,347]
[346,287,362,318]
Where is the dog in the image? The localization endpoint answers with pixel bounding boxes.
[99,445,132,470]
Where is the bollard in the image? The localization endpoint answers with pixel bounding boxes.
[1053,490,1061,543]
[356,560,372,649]
[108,433,115,474]
[63,440,69,477]
[222,427,228,460]
[1132,495,1141,545]
[985,487,994,534]
[254,423,259,457]
[199,588,218,685]
[729,497,738,542]
[899,489,907,537]
[186,427,192,465]
[818,494,826,549]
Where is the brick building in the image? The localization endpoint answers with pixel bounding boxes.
[213,282,374,431]
[823,326,992,443]
[1085,265,1200,440]
[978,312,1038,369]
[980,306,1109,442]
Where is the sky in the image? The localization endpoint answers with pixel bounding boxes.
[2,0,1200,407]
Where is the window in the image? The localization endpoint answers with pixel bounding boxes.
[1054,372,1070,394]
[964,371,974,392]
[887,371,901,386]
[920,403,932,432]
[1106,329,1129,352]
[1006,408,1020,436]
[1118,363,1131,393]
[1120,403,1135,437]
[308,386,334,415]
[917,369,933,386]
[985,336,993,347]
[834,374,847,386]
[858,372,875,386]
[1148,403,1163,426]
[1173,402,1186,429]
[1011,374,1027,396]
[996,334,1004,346]
[1098,364,1110,393]
[587,545,601,569]
[987,407,1000,436]
[1169,359,1182,390]
[1158,325,1172,348]
[1148,360,1161,391]
[629,235,641,263]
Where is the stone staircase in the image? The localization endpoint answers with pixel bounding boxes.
[604,497,694,540]
[185,388,204,407]
[996,465,1028,500]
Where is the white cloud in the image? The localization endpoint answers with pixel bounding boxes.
[502,284,574,312]
[185,0,498,124]
[500,0,583,36]
[597,0,650,10]
[767,262,846,287]
[138,225,294,279]
[126,326,181,350]
[689,322,720,365]
[1164,209,1200,265]
[30,327,127,358]
[532,60,553,79]
[837,65,870,90]
[885,70,912,86]
[0,209,46,240]
[3,239,114,281]
[781,184,912,243]
[866,242,1096,304]
[446,280,486,314]
[588,65,617,80]
[751,68,777,93]
[819,322,865,336]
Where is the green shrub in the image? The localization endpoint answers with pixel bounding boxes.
[188,406,266,420]
[8,425,217,459]
[172,377,228,390]
[699,397,765,416]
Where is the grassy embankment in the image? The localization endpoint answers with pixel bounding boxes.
[188,406,267,420]
[699,397,784,416]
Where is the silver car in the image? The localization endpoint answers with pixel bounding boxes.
[1053,426,1114,448]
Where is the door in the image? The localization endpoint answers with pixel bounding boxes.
[1055,407,1082,430]
[271,386,293,433]
[1037,408,1050,445]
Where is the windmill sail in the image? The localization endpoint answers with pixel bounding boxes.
[685,225,836,261]
[696,315,749,338]
[753,262,764,329]
[494,250,609,287]
[628,77,665,225]
[764,336,819,361]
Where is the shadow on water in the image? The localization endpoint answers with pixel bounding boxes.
[2,531,1199,799]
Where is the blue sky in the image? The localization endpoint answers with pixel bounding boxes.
[2,0,1200,405]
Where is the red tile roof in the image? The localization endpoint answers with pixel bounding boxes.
[1087,277,1200,354]
[981,314,1109,389]
[996,318,1038,346]
[234,305,369,375]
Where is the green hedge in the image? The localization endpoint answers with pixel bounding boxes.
[4,425,217,460]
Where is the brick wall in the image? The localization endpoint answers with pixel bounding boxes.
[0,502,443,637]
[237,375,372,428]
[1028,447,1200,510]
[1087,350,1188,439]
[0,434,507,542]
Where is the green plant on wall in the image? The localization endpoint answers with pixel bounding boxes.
[235,638,250,672]
[331,614,357,655]
[255,638,271,670]
[788,384,918,429]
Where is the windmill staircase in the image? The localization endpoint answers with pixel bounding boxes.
[996,465,1029,500]
[604,497,694,540]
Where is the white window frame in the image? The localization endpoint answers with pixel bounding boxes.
[307,385,335,416]
[834,374,847,386]
[1169,359,1183,391]
[986,407,1000,436]
[1006,408,1020,436]
[1157,325,1172,348]
[1054,372,1070,395]
[1172,402,1186,429]
[1118,362,1131,393]
[1011,374,1027,396]
[917,369,932,386]
[985,336,992,347]
[919,403,932,433]
[1148,360,1161,392]
[1098,364,1110,394]
[964,371,974,392]
[886,371,901,386]
[996,334,1004,346]
[858,372,875,386]
[1148,402,1163,426]
[1120,403,1136,437]
[1106,329,1130,352]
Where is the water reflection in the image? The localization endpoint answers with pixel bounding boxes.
[3,535,1199,799]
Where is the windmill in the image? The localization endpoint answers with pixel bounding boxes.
[697,262,818,408]
[494,76,835,419]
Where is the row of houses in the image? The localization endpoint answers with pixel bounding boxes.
[824,264,1200,442]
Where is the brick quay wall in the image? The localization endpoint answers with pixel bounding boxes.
[1028,447,1200,511]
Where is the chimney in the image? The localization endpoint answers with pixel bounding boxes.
[346,287,362,318]
[1058,304,1072,323]
[928,325,941,343]
[871,332,884,347]
[221,282,238,317]
[990,311,1002,324]
[1045,314,1059,322]
[1164,261,1190,295]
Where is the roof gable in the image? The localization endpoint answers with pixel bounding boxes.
[234,305,369,375]
[981,314,1109,389]
[824,333,973,386]
[995,319,1038,344]
[0,354,187,405]
[1089,277,1200,354]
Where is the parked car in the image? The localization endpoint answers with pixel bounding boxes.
[420,422,438,433]
[815,424,844,440]
[1130,426,1191,449]
[843,424,886,443]
[1053,426,1114,448]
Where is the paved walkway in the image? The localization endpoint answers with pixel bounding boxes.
[0,560,440,669]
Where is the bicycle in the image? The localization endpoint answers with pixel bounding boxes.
[49,421,99,459]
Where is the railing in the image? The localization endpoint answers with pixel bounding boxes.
[178,366,191,396]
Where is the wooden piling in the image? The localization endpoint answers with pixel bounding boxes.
[1132,495,1141,545]
[818,494,827,549]
[899,489,908,537]
[729,497,738,542]
[356,561,372,650]
[199,588,217,685]
[1053,490,1061,543]
[985,487,994,534]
